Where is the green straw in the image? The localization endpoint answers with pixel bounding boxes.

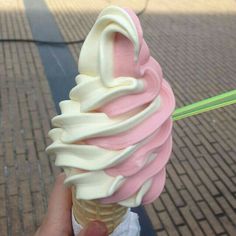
[172,89,236,121]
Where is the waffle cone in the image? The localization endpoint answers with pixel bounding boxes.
[72,187,128,234]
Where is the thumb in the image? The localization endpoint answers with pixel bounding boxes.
[78,221,108,236]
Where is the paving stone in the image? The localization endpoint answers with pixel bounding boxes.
[43,175,54,201]
[7,166,18,196]
[219,216,236,236]
[167,163,184,190]
[22,118,33,140]
[0,160,5,185]
[155,231,168,236]
[197,201,225,235]
[179,189,204,221]
[197,157,218,181]
[199,220,215,236]
[20,180,33,213]
[213,143,234,165]
[170,158,185,175]
[0,184,5,200]
[196,169,220,196]
[32,192,45,228]
[212,153,235,177]
[173,146,186,161]
[182,136,201,157]
[211,131,232,152]
[153,198,165,212]
[145,204,163,231]
[197,145,218,168]
[29,162,41,193]
[181,161,202,186]
[180,207,204,236]
[23,211,35,235]
[33,128,46,152]
[30,110,41,129]
[214,169,236,194]
[217,197,236,225]
[197,124,216,144]
[0,196,6,217]
[0,143,4,157]
[161,192,184,226]
[173,130,185,148]
[5,142,15,166]
[158,211,180,236]
[228,151,236,166]
[38,152,52,179]
[180,175,203,202]
[165,179,186,208]
[173,123,185,138]
[181,148,201,170]
[9,195,22,236]
[16,154,30,181]
[197,185,223,216]
[177,225,192,236]
[0,217,8,236]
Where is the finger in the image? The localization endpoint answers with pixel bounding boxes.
[39,173,72,235]
[77,221,108,236]
[47,173,72,220]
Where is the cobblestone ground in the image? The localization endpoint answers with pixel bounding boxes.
[0,0,236,235]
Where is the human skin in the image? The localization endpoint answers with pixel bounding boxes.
[34,173,108,236]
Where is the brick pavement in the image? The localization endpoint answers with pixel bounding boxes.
[0,1,58,235]
[0,0,236,235]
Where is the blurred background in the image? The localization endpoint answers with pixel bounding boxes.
[0,0,236,235]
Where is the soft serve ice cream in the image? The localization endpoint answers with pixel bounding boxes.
[47,6,175,207]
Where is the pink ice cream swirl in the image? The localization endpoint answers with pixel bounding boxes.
[87,8,175,205]
[47,6,175,207]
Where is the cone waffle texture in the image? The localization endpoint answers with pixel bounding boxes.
[72,188,128,234]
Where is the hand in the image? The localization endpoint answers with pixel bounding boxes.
[35,173,108,236]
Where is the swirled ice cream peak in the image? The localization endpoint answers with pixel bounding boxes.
[47,5,175,207]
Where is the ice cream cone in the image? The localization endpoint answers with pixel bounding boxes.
[72,187,128,234]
